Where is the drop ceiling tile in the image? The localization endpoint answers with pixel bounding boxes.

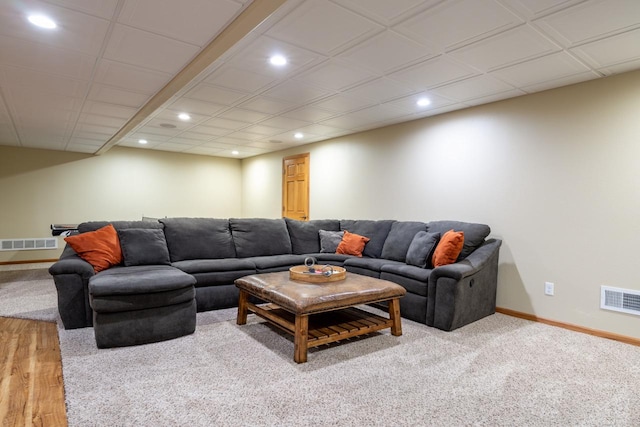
[294,59,377,91]
[67,137,104,147]
[406,102,469,119]
[81,101,138,119]
[490,51,591,87]
[185,146,225,156]
[0,1,110,55]
[0,65,88,98]
[241,124,285,137]
[9,88,83,113]
[103,24,200,74]
[281,106,336,122]
[77,113,128,129]
[534,0,640,47]
[239,96,297,115]
[146,117,192,131]
[128,132,172,143]
[203,66,277,93]
[175,131,215,142]
[259,116,311,131]
[382,92,455,113]
[500,0,585,20]
[199,141,237,150]
[464,88,526,106]
[164,137,203,146]
[94,60,172,94]
[311,94,375,114]
[187,125,231,137]
[395,0,523,51]
[246,140,297,150]
[168,98,226,117]
[218,108,271,123]
[226,131,264,141]
[226,36,326,78]
[184,83,249,106]
[135,124,182,137]
[570,28,640,69]
[262,81,331,104]
[450,25,561,72]
[72,131,114,141]
[431,75,515,102]
[333,0,439,26]
[75,123,119,137]
[211,136,251,146]
[338,30,435,74]
[598,58,640,75]
[295,123,349,136]
[343,77,417,103]
[87,84,150,108]
[202,117,248,130]
[117,0,243,46]
[266,0,384,55]
[522,71,600,93]
[45,0,119,20]
[389,55,478,90]
[319,110,379,130]
[153,109,209,125]
[0,36,95,80]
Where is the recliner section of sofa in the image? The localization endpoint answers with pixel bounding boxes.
[49,217,502,332]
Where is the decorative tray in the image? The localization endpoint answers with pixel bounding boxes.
[289,264,346,283]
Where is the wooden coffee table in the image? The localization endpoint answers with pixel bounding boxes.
[235,271,406,363]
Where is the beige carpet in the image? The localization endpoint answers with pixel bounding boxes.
[58,309,640,426]
[0,267,58,322]
[3,268,639,426]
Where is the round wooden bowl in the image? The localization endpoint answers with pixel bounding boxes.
[289,265,346,283]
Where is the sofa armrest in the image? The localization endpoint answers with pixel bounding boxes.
[427,238,502,331]
[48,245,95,329]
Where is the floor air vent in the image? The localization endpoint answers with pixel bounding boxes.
[0,238,58,251]
[601,286,640,316]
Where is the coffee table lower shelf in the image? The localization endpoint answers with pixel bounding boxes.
[240,300,401,363]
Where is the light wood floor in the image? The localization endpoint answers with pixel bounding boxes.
[0,317,67,426]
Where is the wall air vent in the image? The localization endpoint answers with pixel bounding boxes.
[0,238,58,251]
[601,286,640,316]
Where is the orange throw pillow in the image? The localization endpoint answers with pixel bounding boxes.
[432,229,464,267]
[335,230,370,257]
[64,224,122,272]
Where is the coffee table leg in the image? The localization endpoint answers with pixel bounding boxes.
[388,298,402,336]
[294,314,309,363]
[237,289,249,325]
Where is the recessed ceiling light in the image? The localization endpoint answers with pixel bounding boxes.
[178,113,191,121]
[232,150,239,155]
[270,55,287,66]
[417,98,431,107]
[28,14,57,29]
[138,139,148,145]
[294,132,304,139]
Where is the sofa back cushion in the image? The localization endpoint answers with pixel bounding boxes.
[118,228,171,266]
[380,221,427,262]
[339,220,394,258]
[160,218,236,262]
[230,218,292,258]
[78,220,163,233]
[285,218,340,254]
[427,220,490,260]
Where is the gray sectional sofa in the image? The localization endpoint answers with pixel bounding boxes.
[49,217,502,342]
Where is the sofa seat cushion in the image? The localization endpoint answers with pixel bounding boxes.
[88,265,195,297]
[344,257,405,272]
[248,254,308,270]
[172,258,256,274]
[160,218,236,261]
[230,218,292,257]
[91,285,194,313]
[380,263,431,285]
[340,220,394,258]
[285,218,340,254]
[380,271,428,297]
[380,221,427,262]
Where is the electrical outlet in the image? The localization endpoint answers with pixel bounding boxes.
[545,282,554,296]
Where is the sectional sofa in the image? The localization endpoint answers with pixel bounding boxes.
[49,217,502,343]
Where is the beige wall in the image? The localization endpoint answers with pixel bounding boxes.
[0,146,242,262]
[242,70,640,339]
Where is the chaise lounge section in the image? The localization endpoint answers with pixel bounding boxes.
[49,217,502,345]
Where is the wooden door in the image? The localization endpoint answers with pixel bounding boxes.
[282,153,309,221]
